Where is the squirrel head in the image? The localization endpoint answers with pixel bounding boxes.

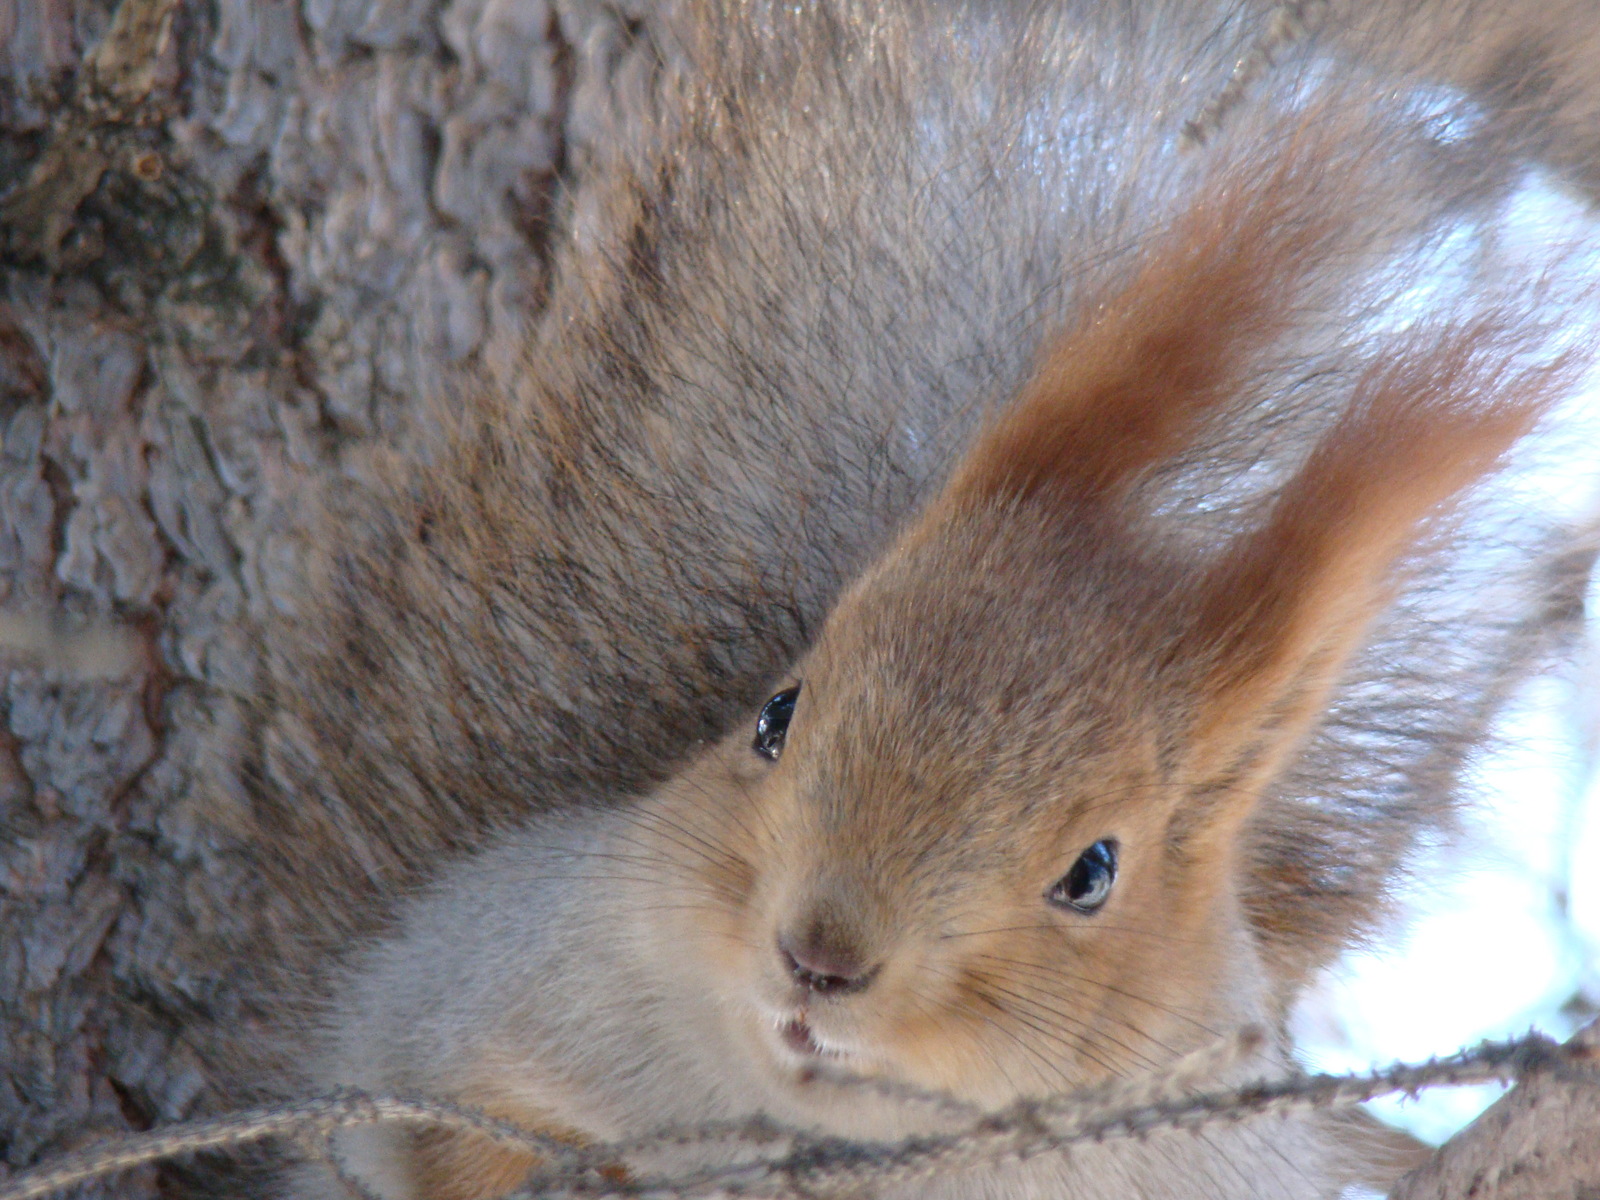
[636,118,1583,1112]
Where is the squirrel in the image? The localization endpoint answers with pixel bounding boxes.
[293,57,1593,1200]
[230,1,1600,1197]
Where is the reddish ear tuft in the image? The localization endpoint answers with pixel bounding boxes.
[943,120,1371,516]
[1182,311,1583,780]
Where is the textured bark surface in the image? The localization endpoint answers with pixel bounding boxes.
[0,0,598,1190]
[1392,1019,1600,1199]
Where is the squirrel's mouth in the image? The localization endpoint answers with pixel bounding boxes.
[775,1013,843,1061]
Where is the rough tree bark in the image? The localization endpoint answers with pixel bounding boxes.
[0,2,1596,1199]
[1392,1018,1600,1199]
[0,0,596,1191]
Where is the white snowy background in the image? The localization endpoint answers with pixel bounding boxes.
[1291,172,1600,1149]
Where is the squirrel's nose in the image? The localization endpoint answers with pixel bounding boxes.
[778,932,880,996]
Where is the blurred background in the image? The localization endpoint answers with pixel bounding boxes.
[1293,169,1600,1145]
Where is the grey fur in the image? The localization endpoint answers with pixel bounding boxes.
[251,1,1600,1195]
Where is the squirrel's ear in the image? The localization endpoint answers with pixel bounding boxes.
[1172,316,1577,832]
[939,122,1359,519]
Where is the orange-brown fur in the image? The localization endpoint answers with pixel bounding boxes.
[403,1091,630,1200]
[304,81,1594,1197]
[409,1112,543,1200]
[247,3,1600,1009]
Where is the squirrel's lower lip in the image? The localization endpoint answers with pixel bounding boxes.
[776,1015,842,1060]
[779,1016,823,1056]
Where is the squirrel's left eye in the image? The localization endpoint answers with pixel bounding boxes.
[753,684,801,761]
[1046,839,1118,913]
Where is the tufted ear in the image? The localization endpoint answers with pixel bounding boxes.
[940,118,1364,521]
[927,105,1585,856]
[1172,314,1579,832]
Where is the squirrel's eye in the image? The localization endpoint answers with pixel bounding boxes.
[753,684,801,761]
[1047,839,1118,913]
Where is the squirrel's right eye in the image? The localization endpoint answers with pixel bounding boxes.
[1047,839,1118,914]
[753,684,801,760]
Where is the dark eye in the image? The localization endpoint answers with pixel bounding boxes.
[1047,839,1118,913]
[753,684,801,761]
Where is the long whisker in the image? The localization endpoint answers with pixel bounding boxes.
[618,806,737,869]
[893,978,1031,1099]
[956,984,1094,1091]
[975,975,1167,1077]
[938,921,1211,949]
[916,957,1124,1084]
[969,950,1222,1038]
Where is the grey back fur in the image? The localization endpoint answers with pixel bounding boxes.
[248,0,1600,1091]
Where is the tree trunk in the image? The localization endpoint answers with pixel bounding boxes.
[0,0,594,1190]
[1392,1019,1600,1199]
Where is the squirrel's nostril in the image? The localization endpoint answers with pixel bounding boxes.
[778,934,880,996]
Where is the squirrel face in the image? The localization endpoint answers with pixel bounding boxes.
[622,116,1584,1119]
[646,508,1272,1112]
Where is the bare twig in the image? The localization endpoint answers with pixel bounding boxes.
[0,1092,580,1200]
[2,1030,1594,1200]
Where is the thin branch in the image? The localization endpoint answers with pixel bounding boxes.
[1,1030,1594,1200]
